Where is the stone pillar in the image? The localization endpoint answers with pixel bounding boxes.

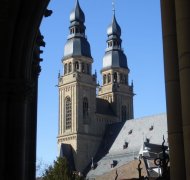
[117,72,120,83]
[160,0,186,179]
[111,73,114,83]
[79,62,82,72]
[72,62,75,72]
[175,0,190,179]
[0,79,37,180]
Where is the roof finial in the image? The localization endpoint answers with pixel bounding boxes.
[112,0,115,15]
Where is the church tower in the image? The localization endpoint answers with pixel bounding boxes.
[57,0,101,172]
[98,11,134,121]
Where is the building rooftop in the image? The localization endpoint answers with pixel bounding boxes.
[86,113,167,179]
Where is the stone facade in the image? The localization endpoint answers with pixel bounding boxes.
[57,0,134,172]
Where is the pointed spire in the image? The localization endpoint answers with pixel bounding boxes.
[102,3,128,71]
[64,0,91,59]
[107,2,121,38]
[70,0,85,23]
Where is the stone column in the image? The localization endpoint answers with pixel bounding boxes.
[117,72,120,83]
[0,79,37,180]
[111,73,114,83]
[160,0,186,179]
[79,62,82,72]
[72,62,75,73]
[175,0,190,179]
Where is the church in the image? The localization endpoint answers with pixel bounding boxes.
[57,1,168,178]
[1,0,189,179]
[57,0,134,172]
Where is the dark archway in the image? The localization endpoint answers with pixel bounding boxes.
[0,1,50,180]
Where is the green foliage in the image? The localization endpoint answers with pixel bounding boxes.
[42,157,84,180]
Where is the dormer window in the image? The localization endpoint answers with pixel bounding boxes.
[123,141,128,149]
[128,129,133,135]
[149,125,154,131]
[111,160,117,168]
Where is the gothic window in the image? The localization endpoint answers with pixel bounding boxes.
[70,28,74,34]
[65,97,72,130]
[121,105,127,122]
[82,62,85,73]
[83,97,88,118]
[64,64,67,74]
[68,62,72,73]
[75,61,79,71]
[103,74,106,84]
[113,72,117,83]
[108,73,111,83]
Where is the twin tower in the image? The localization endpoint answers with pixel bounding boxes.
[57,0,134,172]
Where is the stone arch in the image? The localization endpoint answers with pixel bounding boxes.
[0,1,50,179]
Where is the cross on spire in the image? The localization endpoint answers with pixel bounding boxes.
[112,0,115,15]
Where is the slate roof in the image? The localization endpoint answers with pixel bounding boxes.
[102,49,128,70]
[70,0,85,23]
[107,14,121,37]
[64,37,91,59]
[86,113,167,179]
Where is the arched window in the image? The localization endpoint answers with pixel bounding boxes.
[76,27,79,33]
[113,72,117,83]
[125,75,128,84]
[108,73,111,83]
[82,62,85,73]
[121,105,127,122]
[120,74,123,83]
[75,61,79,71]
[65,97,72,130]
[64,64,67,74]
[68,62,72,73]
[87,64,90,74]
[83,97,88,119]
[103,74,106,84]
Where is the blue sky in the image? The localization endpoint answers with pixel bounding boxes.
[37,0,166,166]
